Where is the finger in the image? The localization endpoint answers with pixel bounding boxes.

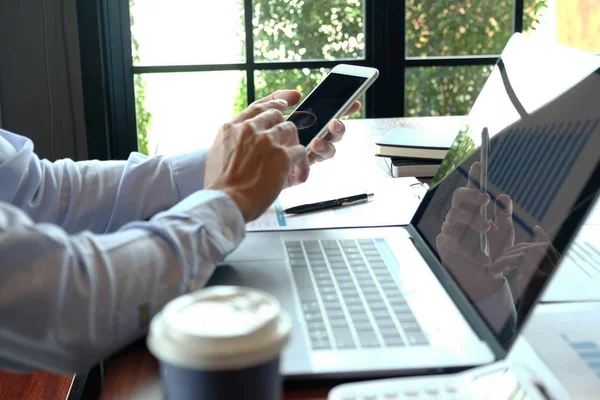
[452,187,490,208]
[533,225,550,243]
[494,194,514,231]
[252,89,302,107]
[441,221,459,235]
[309,139,336,161]
[437,235,491,266]
[264,121,299,147]
[466,161,481,189]
[290,163,310,186]
[322,119,346,143]
[247,108,285,132]
[286,144,310,171]
[502,243,557,263]
[533,225,560,260]
[506,244,553,274]
[502,242,539,256]
[441,220,474,239]
[343,101,361,117]
[446,206,491,232]
[490,253,526,273]
[234,100,289,123]
[533,226,561,264]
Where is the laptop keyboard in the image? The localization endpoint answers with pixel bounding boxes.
[286,238,429,350]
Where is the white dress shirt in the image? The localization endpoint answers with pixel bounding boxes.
[0,129,246,373]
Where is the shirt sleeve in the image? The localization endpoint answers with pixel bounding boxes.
[0,128,208,234]
[474,278,518,344]
[0,190,246,374]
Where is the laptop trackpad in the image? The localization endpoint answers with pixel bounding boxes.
[223,232,285,262]
[207,260,313,376]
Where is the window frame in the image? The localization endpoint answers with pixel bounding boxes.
[80,0,526,159]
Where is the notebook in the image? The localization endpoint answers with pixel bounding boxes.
[389,157,441,178]
[375,126,458,159]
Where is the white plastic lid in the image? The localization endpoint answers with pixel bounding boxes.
[147,286,291,370]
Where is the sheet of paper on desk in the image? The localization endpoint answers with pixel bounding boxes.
[542,224,600,302]
[524,302,600,399]
[247,177,428,231]
[585,198,600,225]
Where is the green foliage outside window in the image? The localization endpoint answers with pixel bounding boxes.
[431,125,476,188]
[132,0,548,154]
[405,0,548,116]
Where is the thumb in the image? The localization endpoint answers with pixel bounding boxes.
[494,194,514,231]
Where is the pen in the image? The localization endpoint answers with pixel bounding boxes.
[480,127,490,257]
[283,193,374,214]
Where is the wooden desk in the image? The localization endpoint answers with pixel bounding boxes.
[0,370,74,400]
[99,116,461,399]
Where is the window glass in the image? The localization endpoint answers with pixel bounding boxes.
[253,0,365,61]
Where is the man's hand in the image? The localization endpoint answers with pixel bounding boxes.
[253,90,361,187]
[204,97,308,222]
[491,225,560,296]
[436,161,516,301]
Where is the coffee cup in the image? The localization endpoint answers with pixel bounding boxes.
[147,285,291,400]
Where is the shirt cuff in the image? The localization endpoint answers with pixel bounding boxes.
[169,149,209,201]
[168,189,246,255]
[474,278,517,333]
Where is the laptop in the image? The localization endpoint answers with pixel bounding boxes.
[209,33,600,378]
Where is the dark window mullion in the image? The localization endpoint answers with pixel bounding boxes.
[254,59,367,70]
[244,0,255,104]
[514,0,525,33]
[132,59,367,75]
[363,0,375,118]
[133,63,247,74]
[372,0,404,118]
[405,55,499,68]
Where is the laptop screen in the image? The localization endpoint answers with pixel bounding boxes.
[411,33,600,349]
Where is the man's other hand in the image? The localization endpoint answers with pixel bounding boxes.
[204,97,308,222]
[253,90,361,187]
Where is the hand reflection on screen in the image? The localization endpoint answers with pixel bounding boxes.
[500,225,560,323]
[435,161,515,302]
[435,161,561,342]
[287,111,318,130]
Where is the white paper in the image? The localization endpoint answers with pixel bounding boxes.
[524,302,600,399]
[247,177,428,232]
[542,224,600,303]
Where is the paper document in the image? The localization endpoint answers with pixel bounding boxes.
[542,224,600,302]
[247,177,428,232]
[524,302,600,399]
[585,198,600,225]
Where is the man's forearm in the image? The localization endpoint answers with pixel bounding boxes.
[1,128,210,234]
[0,190,244,373]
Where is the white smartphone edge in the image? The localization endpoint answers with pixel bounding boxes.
[287,64,379,154]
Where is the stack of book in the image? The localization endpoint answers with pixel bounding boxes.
[375,126,456,178]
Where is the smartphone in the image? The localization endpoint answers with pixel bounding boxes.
[286,64,379,149]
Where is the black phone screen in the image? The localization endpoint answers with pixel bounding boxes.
[287,73,367,146]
